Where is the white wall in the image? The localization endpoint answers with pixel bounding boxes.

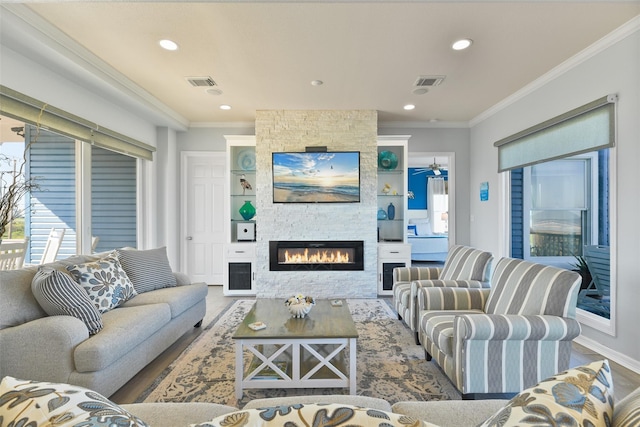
[470,24,640,367]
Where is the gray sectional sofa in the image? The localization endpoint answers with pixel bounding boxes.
[0,247,207,397]
[2,358,638,426]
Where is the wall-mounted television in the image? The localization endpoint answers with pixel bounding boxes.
[272,151,360,203]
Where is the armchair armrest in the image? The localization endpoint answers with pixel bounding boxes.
[454,314,582,341]
[409,280,487,334]
[417,287,490,312]
[450,314,582,394]
[0,316,88,383]
[393,266,441,285]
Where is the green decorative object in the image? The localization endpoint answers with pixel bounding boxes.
[239,200,256,220]
[378,151,398,170]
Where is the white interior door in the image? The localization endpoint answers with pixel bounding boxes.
[181,152,226,284]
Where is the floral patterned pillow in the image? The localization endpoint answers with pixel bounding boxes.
[478,359,614,427]
[191,403,429,427]
[66,252,137,313]
[0,376,148,427]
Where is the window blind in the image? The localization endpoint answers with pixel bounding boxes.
[0,85,156,161]
[494,95,616,172]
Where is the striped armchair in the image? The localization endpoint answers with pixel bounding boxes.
[417,257,582,399]
[392,245,492,344]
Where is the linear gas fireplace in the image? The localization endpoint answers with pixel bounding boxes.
[269,240,364,271]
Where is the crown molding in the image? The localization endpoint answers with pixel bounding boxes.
[378,120,469,129]
[470,14,640,128]
[1,4,189,131]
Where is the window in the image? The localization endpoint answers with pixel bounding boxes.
[499,96,616,332]
[24,125,137,259]
[522,153,597,264]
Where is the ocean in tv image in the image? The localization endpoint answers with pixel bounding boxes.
[272,151,360,203]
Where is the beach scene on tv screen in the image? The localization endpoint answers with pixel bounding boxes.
[273,152,360,203]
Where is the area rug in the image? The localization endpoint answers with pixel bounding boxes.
[138,299,461,407]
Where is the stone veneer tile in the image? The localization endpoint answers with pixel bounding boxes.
[255,110,378,298]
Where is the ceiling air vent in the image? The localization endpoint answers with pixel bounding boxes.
[414,76,445,87]
[186,76,217,87]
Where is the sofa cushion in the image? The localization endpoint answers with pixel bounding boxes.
[0,376,149,427]
[121,402,238,427]
[192,403,433,427]
[243,395,393,412]
[31,266,104,335]
[121,282,208,319]
[117,246,177,293]
[439,245,493,282]
[478,359,614,427]
[422,312,457,357]
[66,253,137,313]
[613,384,640,426]
[485,257,581,318]
[0,265,45,329]
[74,303,171,372]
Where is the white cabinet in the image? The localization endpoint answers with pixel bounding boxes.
[224,135,257,295]
[377,136,410,295]
[377,136,409,243]
[224,243,256,296]
[377,243,411,295]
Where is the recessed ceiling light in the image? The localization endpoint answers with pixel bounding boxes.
[452,38,473,51]
[219,104,231,110]
[403,104,415,111]
[159,39,179,51]
[311,80,324,86]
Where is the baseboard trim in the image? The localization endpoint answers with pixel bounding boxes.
[574,335,640,374]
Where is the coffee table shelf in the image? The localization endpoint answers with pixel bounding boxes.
[233,299,357,398]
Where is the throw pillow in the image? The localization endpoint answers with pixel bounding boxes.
[116,246,177,293]
[31,266,104,335]
[478,359,614,427]
[0,376,149,427]
[191,403,429,427]
[613,386,640,427]
[66,252,137,313]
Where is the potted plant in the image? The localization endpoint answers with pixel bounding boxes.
[570,254,592,291]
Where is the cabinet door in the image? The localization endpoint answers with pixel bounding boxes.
[381,261,406,292]
[228,261,253,291]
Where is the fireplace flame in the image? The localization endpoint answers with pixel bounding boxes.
[283,248,351,264]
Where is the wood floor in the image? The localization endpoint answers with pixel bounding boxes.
[110,285,640,405]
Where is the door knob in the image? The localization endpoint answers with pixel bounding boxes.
[186,236,193,240]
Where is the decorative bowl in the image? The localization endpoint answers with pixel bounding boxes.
[284,295,315,318]
[237,149,256,171]
[378,151,398,170]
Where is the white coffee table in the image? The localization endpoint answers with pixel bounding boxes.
[232,299,358,399]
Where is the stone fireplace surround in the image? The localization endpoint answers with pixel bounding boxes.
[254,110,379,299]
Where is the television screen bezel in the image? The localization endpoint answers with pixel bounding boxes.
[272,151,361,204]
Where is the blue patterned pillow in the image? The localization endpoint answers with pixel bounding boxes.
[31,267,104,335]
[191,403,428,427]
[0,376,148,426]
[478,359,614,427]
[66,252,137,313]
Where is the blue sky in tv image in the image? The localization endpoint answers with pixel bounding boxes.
[272,151,360,197]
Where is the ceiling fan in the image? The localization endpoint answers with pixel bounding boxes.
[412,158,447,176]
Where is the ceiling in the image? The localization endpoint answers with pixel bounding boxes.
[9,2,640,126]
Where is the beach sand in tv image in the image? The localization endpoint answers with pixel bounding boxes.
[273,152,360,203]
